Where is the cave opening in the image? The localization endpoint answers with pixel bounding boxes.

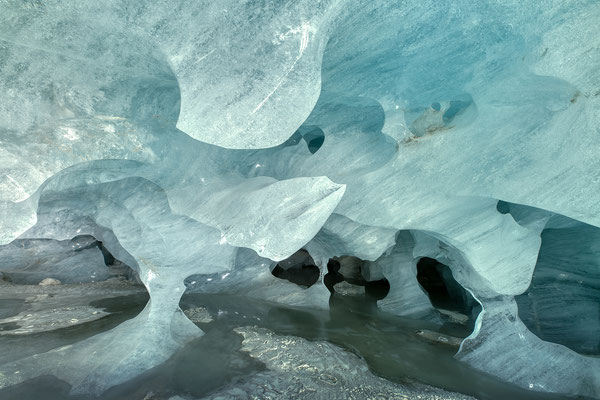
[416,257,476,318]
[271,249,320,288]
[365,278,391,301]
[324,256,390,305]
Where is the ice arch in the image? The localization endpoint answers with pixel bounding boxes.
[1,0,599,398]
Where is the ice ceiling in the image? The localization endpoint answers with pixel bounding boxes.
[0,0,599,398]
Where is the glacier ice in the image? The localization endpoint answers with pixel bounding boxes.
[1,0,600,398]
[516,219,600,355]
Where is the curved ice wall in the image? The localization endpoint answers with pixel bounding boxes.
[0,0,599,397]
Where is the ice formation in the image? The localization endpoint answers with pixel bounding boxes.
[0,0,599,398]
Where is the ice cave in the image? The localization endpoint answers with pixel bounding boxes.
[0,1,599,399]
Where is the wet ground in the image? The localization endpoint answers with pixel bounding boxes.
[0,286,593,400]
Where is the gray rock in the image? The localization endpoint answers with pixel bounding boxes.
[38,278,62,286]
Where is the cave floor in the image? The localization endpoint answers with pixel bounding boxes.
[0,282,587,400]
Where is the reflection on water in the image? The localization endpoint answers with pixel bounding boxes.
[180,294,587,400]
[0,293,150,366]
[0,292,591,400]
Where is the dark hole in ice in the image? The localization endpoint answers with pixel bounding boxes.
[280,126,325,154]
[98,242,116,265]
[324,258,344,293]
[325,256,366,296]
[365,278,390,300]
[271,264,320,287]
[324,256,389,307]
[431,102,441,111]
[271,249,320,288]
[306,136,325,153]
[416,257,476,318]
[298,126,325,154]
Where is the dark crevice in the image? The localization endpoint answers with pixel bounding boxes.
[324,259,344,293]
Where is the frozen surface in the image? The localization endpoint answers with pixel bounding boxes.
[1,0,600,398]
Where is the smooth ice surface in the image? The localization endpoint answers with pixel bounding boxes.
[1,0,600,398]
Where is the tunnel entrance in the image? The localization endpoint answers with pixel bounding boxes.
[271,249,320,288]
[324,256,390,305]
[365,279,391,301]
[416,257,476,318]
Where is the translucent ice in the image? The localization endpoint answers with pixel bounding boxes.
[1,0,599,398]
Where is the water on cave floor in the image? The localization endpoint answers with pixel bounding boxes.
[0,292,591,400]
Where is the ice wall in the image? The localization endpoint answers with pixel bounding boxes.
[1,0,599,397]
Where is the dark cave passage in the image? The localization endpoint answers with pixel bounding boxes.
[416,257,476,317]
[365,278,391,301]
[324,256,390,307]
[271,249,320,288]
